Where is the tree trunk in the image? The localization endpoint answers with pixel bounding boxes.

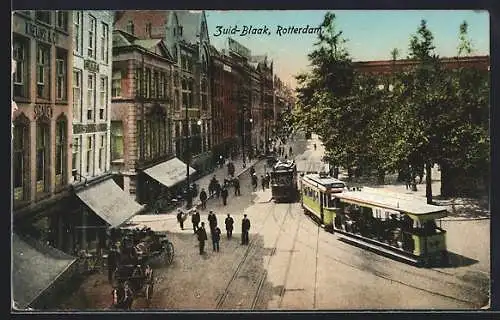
[377,169,385,184]
[333,167,339,179]
[425,162,433,204]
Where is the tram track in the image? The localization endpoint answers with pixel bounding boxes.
[294,203,488,308]
[215,202,293,310]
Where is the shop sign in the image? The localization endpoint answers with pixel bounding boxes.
[84,60,100,73]
[25,22,58,44]
[34,104,53,120]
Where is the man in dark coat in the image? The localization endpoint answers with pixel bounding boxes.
[199,188,208,210]
[251,174,258,191]
[191,210,200,233]
[176,208,185,230]
[265,173,271,188]
[212,226,221,252]
[107,243,118,284]
[208,210,218,233]
[261,175,266,191]
[221,186,229,206]
[215,181,221,198]
[234,177,241,196]
[241,214,251,245]
[225,214,234,239]
[197,222,208,255]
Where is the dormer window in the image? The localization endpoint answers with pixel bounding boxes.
[127,21,134,35]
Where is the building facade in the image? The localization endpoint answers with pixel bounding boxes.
[71,11,113,183]
[114,10,214,178]
[12,10,74,252]
[111,29,178,206]
[254,55,274,152]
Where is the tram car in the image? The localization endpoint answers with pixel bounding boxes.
[270,160,298,202]
[300,173,448,266]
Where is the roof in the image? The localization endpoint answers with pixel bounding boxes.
[113,30,174,61]
[143,157,197,188]
[303,174,346,188]
[76,178,144,228]
[296,160,329,173]
[273,160,296,171]
[334,190,448,216]
[175,10,203,44]
[12,233,77,309]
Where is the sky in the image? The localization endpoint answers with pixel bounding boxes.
[205,10,490,89]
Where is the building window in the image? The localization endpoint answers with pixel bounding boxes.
[88,15,96,58]
[152,71,158,98]
[13,36,29,98]
[159,72,165,99]
[111,121,124,160]
[13,116,30,202]
[145,68,151,98]
[55,117,67,186]
[127,20,134,35]
[73,11,82,54]
[56,11,68,31]
[36,122,50,194]
[36,43,51,99]
[72,137,81,178]
[86,135,93,174]
[112,70,122,97]
[99,76,108,120]
[36,11,51,24]
[201,78,208,111]
[87,74,95,121]
[101,23,109,63]
[98,135,105,172]
[73,69,82,122]
[56,48,68,101]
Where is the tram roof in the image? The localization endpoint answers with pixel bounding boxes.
[273,160,296,171]
[334,190,448,216]
[303,173,346,187]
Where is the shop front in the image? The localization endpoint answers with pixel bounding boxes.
[74,177,146,253]
[140,157,197,211]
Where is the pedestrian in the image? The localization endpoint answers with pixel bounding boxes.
[208,210,218,233]
[212,226,221,252]
[215,181,221,198]
[313,143,317,150]
[265,173,271,188]
[192,210,200,233]
[241,214,251,245]
[176,208,185,230]
[225,214,234,239]
[209,176,217,196]
[251,173,258,191]
[221,186,229,206]
[234,177,241,196]
[107,243,118,284]
[261,175,266,191]
[199,188,207,210]
[289,146,293,156]
[197,222,208,255]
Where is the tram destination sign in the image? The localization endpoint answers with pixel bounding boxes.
[25,22,58,44]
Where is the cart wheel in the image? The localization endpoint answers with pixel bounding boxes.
[145,283,153,301]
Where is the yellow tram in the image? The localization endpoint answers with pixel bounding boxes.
[300,174,448,266]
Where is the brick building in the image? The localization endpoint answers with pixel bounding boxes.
[209,46,239,161]
[352,55,490,74]
[110,29,187,208]
[249,62,263,154]
[252,55,274,152]
[12,10,74,251]
[114,10,213,179]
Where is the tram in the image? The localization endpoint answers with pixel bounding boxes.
[300,173,448,266]
[270,160,298,202]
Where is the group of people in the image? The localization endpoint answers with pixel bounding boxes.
[250,171,271,192]
[193,211,251,254]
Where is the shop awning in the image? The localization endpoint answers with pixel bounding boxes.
[12,233,77,310]
[76,178,144,228]
[143,157,196,188]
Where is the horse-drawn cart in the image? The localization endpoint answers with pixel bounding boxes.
[112,262,154,308]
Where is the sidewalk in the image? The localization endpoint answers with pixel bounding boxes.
[175,156,260,213]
